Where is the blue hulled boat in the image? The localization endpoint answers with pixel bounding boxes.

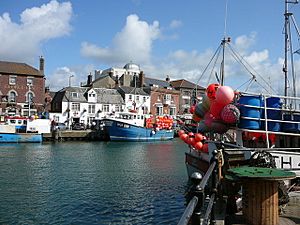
[102,112,174,141]
[0,116,50,143]
[0,132,42,143]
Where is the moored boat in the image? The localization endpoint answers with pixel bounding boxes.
[181,0,300,181]
[0,116,51,143]
[102,112,174,141]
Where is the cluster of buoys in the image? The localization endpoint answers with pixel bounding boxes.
[146,116,173,130]
[178,129,208,153]
[191,84,240,134]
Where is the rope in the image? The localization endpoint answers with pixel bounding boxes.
[227,43,277,94]
[194,44,223,87]
[218,149,224,167]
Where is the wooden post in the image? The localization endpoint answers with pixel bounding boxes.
[226,166,296,225]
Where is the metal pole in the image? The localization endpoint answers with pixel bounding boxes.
[284,0,288,103]
[68,74,74,129]
[221,38,226,86]
[28,84,31,117]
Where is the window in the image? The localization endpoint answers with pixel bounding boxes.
[115,105,122,112]
[156,106,163,115]
[88,117,95,125]
[27,78,33,86]
[143,96,146,102]
[170,107,176,116]
[164,94,171,100]
[71,103,80,111]
[9,91,16,102]
[103,104,109,112]
[136,96,139,101]
[129,95,132,100]
[88,104,95,113]
[89,93,96,97]
[27,92,33,103]
[9,76,16,85]
[183,91,190,96]
[72,92,78,98]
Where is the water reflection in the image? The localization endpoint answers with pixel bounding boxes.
[0,140,188,224]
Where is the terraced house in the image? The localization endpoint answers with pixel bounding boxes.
[0,57,46,117]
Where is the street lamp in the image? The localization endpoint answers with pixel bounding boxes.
[67,74,74,129]
[27,84,32,117]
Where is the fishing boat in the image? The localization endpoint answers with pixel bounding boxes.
[177,2,300,225]
[102,112,174,141]
[182,0,300,180]
[0,116,51,143]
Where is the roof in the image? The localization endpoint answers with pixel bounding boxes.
[170,79,205,90]
[0,61,43,76]
[94,88,124,104]
[118,86,149,96]
[144,77,172,88]
[54,87,124,104]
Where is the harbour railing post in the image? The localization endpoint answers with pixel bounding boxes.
[188,172,204,225]
[209,150,219,225]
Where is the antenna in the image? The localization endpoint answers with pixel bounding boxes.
[223,0,229,38]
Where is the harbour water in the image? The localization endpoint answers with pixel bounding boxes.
[0,139,187,225]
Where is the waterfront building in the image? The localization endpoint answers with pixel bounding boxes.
[170,79,206,114]
[143,76,180,117]
[0,57,46,117]
[117,86,150,114]
[93,62,181,117]
[50,87,125,127]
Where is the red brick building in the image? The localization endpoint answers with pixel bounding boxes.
[143,76,180,117]
[0,57,45,116]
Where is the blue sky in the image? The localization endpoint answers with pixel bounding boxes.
[1,0,300,94]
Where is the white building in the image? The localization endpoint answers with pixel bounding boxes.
[95,62,141,80]
[50,87,125,127]
[117,86,150,114]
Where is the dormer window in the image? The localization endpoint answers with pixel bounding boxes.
[72,92,78,98]
[9,76,16,85]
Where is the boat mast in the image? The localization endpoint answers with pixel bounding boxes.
[283,0,299,106]
[220,0,230,86]
[220,37,231,86]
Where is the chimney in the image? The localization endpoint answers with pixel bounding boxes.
[87,72,93,86]
[166,75,170,82]
[139,71,145,88]
[39,56,44,75]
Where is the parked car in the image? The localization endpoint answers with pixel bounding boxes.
[72,123,86,130]
[55,122,67,130]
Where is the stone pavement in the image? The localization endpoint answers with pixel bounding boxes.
[280,191,300,225]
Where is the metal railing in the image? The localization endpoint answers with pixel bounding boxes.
[177,153,219,225]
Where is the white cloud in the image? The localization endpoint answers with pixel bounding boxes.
[46,64,95,91]
[169,20,182,29]
[0,0,72,63]
[81,14,160,65]
[144,33,300,96]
